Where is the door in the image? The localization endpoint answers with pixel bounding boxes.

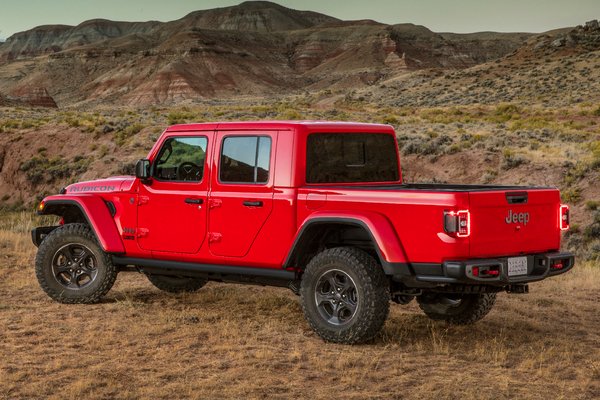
[208,131,276,257]
[137,133,212,254]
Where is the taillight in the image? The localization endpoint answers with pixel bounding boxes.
[559,204,569,231]
[444,210,470,237]
[551,260,564,270]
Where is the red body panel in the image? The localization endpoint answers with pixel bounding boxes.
[208,130,277,257]
[296,188,470,263]
[137,130,214,254]
[40,121,566,270]
[468,189,561,258]
[42,194,125,253]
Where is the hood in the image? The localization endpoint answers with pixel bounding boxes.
[64,176,136,194]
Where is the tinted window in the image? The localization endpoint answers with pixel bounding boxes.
[220,136,271,184]
[153,137,207,182]
[306,133,399,183]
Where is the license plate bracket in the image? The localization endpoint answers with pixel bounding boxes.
[508,256,528,276]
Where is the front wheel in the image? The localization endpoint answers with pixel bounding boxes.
[300,247,390,344]
[417,293,496,324]
[35,223,117,304]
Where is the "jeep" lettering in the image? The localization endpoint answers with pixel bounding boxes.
[505,210,530,225]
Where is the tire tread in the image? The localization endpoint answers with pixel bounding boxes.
[35,223,117,304]
[418,293,496,325]
[300,247,390,344]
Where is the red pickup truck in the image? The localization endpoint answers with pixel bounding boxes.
[33,121,574,344]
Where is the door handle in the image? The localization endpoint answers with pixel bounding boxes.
[243,200,263,207]
[185,198,204,205]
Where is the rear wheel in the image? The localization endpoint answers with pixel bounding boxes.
[35,223,117,304]
[417,293,496,324]
[146,274,207,293]
[300,247,390,344]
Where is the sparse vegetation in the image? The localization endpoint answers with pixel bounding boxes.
[561,187,582,204]
[114,123,145,146]
[586,200,600,210]
[590,140,600,169]
[1,101,599,252]
[0,212,598,399]
[167,110,197,125]
[19,155,91,185]
[1,10,600,398]
[501,148,528,169]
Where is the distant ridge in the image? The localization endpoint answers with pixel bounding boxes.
[1,1,596,107]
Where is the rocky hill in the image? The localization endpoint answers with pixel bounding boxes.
[368,20,600,106]
[0,1,534,107]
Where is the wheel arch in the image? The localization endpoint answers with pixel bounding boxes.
[39,195,125,253]
[283,213,408,274]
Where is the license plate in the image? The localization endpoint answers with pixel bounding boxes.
[508,256,528,276]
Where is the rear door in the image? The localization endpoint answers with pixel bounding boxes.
[208,131,276,257]
[468,189,561,258]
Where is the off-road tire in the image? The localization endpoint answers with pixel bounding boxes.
[35,223,117,304]
[417,293,496,324]
[300,247,390,344]
[146,274,207,293]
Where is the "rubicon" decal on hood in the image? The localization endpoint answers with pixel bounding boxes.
[69,185,116,192]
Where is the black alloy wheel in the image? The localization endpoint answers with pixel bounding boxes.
[51,243,99,289]
[314,269,359,325]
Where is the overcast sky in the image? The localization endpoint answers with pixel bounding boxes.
[1,0,599,40]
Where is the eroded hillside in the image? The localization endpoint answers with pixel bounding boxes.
[1,101,599,258]
[0,1,532,107]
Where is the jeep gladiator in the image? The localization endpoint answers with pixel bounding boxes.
[33,121,574,344]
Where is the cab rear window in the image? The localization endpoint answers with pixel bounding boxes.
[306,133,399,183]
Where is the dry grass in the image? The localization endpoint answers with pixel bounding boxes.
[0,214,598,399]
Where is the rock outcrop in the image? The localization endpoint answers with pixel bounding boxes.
[0,88,57,108]
[20,87,58,108]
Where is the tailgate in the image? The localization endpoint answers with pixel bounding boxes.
[469,189,561,258]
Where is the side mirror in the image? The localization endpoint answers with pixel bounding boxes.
[135,159,151,180]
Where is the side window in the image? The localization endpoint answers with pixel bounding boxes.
[153,136,207,182]
[306,133,400,183]
[220,136,271,184]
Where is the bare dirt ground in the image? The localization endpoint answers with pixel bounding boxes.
[0,214,598,400]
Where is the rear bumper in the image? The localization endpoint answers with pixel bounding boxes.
[391,252,574,287]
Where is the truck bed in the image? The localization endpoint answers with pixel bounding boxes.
[308,183,555,192]
[300,183,562,262]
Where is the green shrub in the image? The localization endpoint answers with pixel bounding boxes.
[19,156,91,185]
[563,162,588,186]
[496,103,521,115]
[561,187,582,204]
[167,110,196,125]
[590,141,600,169]
[382,114,399,125]
[501,149,528,170]
[585,200,600,211]
[583,211,600,240]
[114,123,145,146]
[402,135,452,156]
[277,109,303,120]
